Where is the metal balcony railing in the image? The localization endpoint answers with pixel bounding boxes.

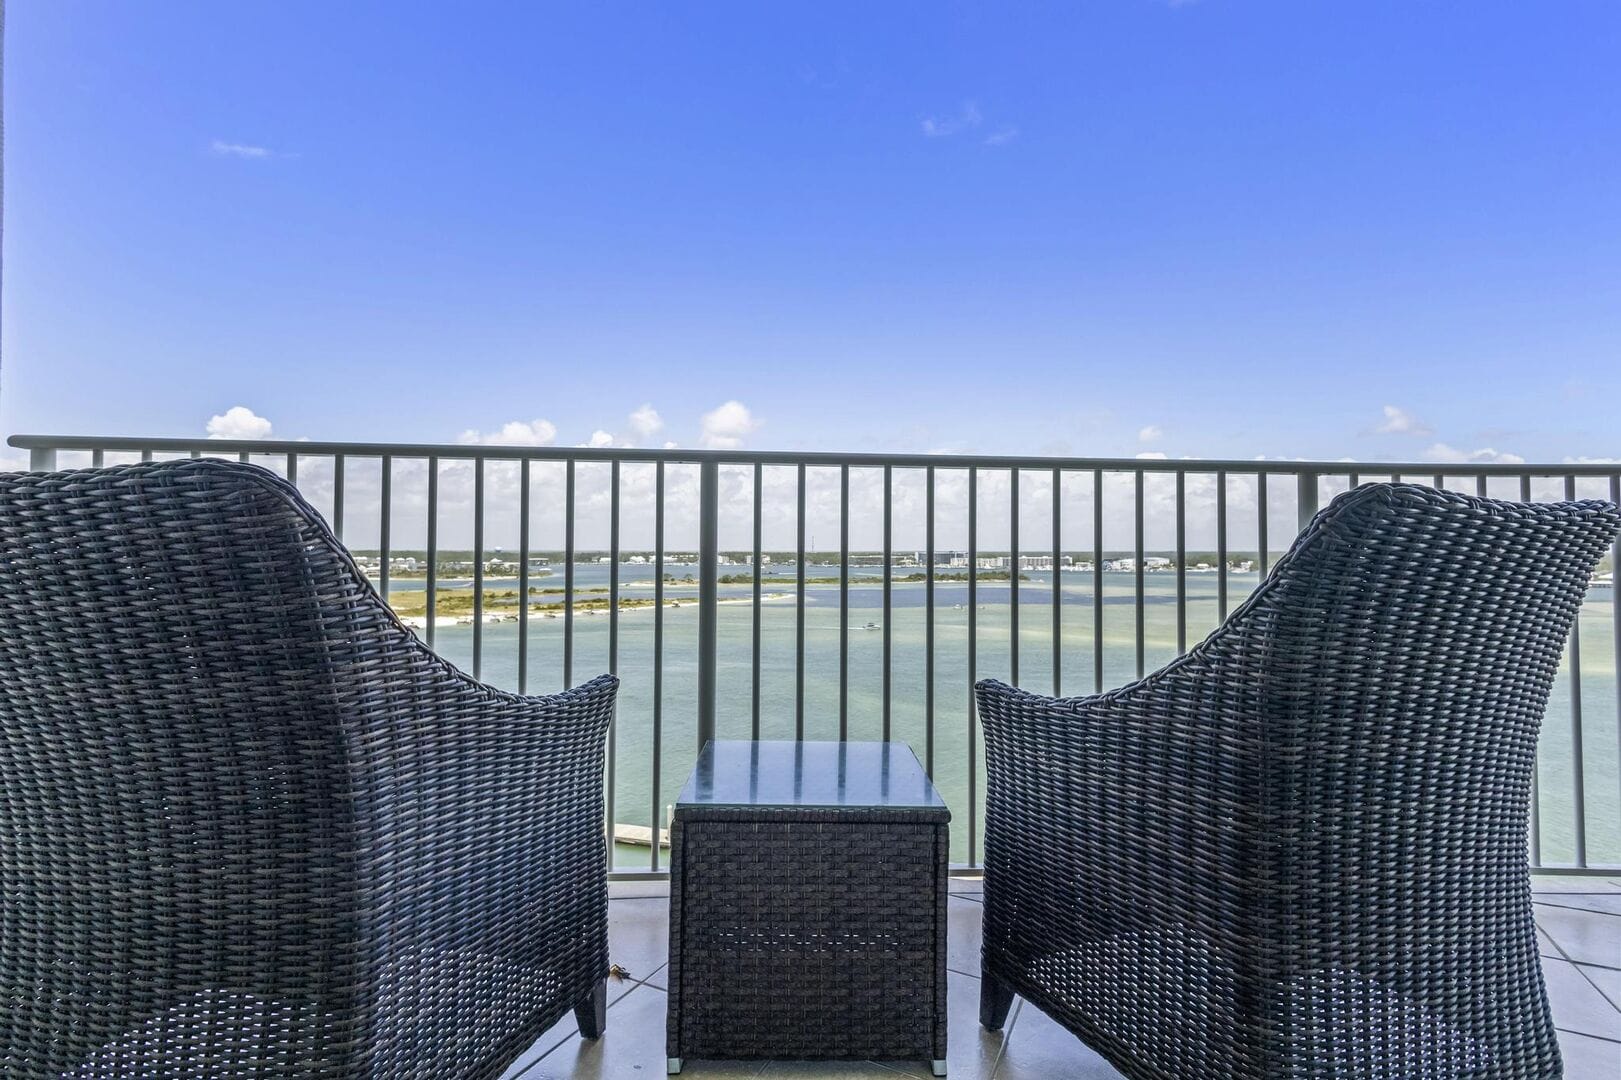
[11,434,1620,875]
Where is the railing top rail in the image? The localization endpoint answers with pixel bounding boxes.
[9,434,1620,477]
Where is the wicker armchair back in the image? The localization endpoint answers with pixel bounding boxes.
[0,459,616,1078]
[976,483,1618,1079]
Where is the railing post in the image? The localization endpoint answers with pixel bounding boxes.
[29,448,57,472]
[697,459,719,750]
[1297,470,1319,532]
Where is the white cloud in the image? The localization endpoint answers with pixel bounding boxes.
[921,102,983,138]
[206,405,273,440]
[209,139,274,159]
[1134,451,1169,460]
[583,430,616,448]
[1423,443,1526,465]
[699,400,760,449]
[1137,424,1163,443]
[983,127,1018,146]
[1371,404,1433,436]
[457,419,558,446]
[628,404,663,440]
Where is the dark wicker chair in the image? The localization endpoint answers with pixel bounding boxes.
[976,483,1618,1080]
[0,459,617,1079]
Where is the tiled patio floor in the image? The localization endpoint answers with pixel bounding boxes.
[502,875,1621,1079]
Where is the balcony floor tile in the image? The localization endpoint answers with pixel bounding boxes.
[501,880,1621,1079]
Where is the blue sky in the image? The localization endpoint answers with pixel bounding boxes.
[3,1,1618,467]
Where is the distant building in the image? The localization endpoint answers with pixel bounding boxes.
[1010,554,1074,572]
[913,550,970,568]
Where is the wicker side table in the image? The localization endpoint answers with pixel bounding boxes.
[666,740,950,1076]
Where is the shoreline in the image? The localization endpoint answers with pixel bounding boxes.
[398,592,788,630]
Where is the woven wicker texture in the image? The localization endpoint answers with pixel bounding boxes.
[976,483,1619,1080]
[667,807,949,1064]
[0,459,617,1079]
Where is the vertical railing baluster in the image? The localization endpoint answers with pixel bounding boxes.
[968,466,979,866]
[518,458,531,694]
[1175,470,1187,655]
[1349,470,1359,489]
[1521,473,1539,866]
[653,461,665,872]
[1613,473,1620,834]
[1433,472,1444,490]
[379,454,392,604]
[839,464,850,740]
[926,465,936,777]
[333,454,346,543]
[1298,469,1319,530]
[1093,467,1104,694]
[1257,471,1269,578]
[287,453,298,486]
[28,447,57,471]
[882,466,893,741]
[1217,469,1228,621]
[752,462,763,741]
[698,460,718,748]
[1564,475,1587,866]
[564,459,576,691]
[1052,466,1062,696]
[93,450,105,468]
[1134,468,1145,680]
[607,460,620,866]
[425,456,437,649]
[1010,469,1020,687]
[141,450,153,463]
[795,463,807,740]
[473,457,484,680]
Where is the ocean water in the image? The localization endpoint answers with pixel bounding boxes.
[393,565,1619,869]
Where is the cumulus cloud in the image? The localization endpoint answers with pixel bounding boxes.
[1423,443,1526,465]
[1370,404,1433,436]
[628,404,663,440]
[1137,424,1163,443]
[583,430,616,448]
[921,102,983,138]
[699,400,759,449]
[209,140,275,159]
[206,406,273,440]
[457,419,558,446]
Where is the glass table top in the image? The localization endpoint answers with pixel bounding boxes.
[676,740,949,816]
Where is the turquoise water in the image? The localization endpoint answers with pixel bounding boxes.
[396,566,1619,869]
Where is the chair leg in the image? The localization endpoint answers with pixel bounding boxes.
[980,971,1015,1032]
[574,976,607,1039]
